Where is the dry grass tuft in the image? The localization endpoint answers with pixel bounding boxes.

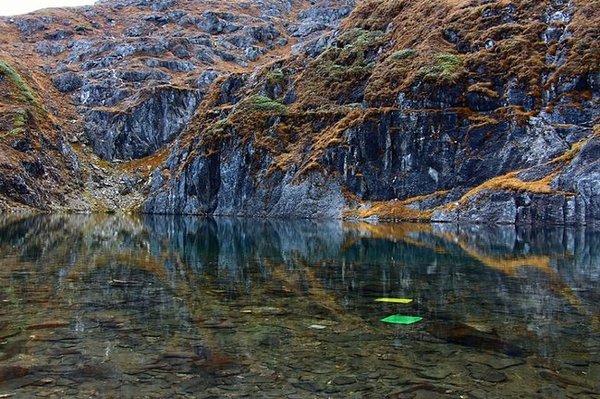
[344,191,449,221]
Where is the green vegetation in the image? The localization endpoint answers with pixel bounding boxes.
[0,109,29,140]
[266,69,285,86]
[202,117,232,145]
[418,53,464,82]
[294,28,386,106]
[364,48,419,104]
[322,60,374,83]
[0,60,38,106]
[245,95,287,113]
[9,109,28,136]
[0,59,46,131]
[213,118,230,130]
[209,118,231,137]
[313,29,384,83]
[337,28,384,62]
[339,28,383,47]
[390,48,417,60]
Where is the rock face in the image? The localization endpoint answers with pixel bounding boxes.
[84,87,201,160]
[0,0,598,225]
[144,147,345,218]
[52,71,83,93]
[431,136,600,225]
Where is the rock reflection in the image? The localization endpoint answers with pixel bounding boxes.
[0,214,598,398]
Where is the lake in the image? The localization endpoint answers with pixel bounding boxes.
[0,215,598,398]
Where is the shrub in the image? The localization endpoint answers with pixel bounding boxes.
[245,95,287,113]
[266,69,285,86]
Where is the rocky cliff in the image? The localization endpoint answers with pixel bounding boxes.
[0,0,598,225]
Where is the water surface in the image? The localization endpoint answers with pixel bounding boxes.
[0,215,599,398]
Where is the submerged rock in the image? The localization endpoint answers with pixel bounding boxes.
[416,366,453,380]
[426,321,529,357]
[467,363,507,383]
[0,365,29,382]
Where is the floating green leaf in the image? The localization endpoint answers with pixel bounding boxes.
[381,315,422,325]
[375,297,412,304]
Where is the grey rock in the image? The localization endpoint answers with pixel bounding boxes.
[460,191,518,225]
[79,80,130,106]
[13,16,51,35]
[438,136,600,226]
[85,87,202,160]
[195,70,219,89]
[52,72,83,93]
[44,29,73,41]
[196,48,215,63]
[554,137,600,224]
[416,366,453,380]
[292,34,334,57]
[485,357,525,370]
[244,46,262,61]
[35,41,67,56]
[124,25,145,37]
[331,375,357,385]
[144,137,345,218]
[289,4,353,37]
[145,58,196,72]
[217,74,247,105]
[117,69,170,82]
[197,11,241,35]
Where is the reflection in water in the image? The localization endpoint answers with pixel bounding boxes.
[0,215,598,398]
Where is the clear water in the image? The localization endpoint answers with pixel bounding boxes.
[0,215,598,398]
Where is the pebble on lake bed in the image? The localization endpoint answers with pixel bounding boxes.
[308,324,326,329]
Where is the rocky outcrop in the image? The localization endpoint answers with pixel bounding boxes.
[52,71,83,93]
[432,136,600,226]
[84,87,201,160]
[288,1,354,38]
[144,140,345,218]
[322,110,570,200]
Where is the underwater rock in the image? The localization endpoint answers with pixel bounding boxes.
[416,366,453,380]
[426,321,528,357]
[467,363,507,383]
[0,365,29,382]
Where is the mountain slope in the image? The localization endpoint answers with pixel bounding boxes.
[0,0,598,224]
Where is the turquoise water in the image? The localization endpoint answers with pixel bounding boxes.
[0,215,598,398]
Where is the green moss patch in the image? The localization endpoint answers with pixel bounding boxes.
[295,29,385,106]
[390,48,417,61]
[244,95,287,113]
[418,53,464,83]
[0,109,29,140]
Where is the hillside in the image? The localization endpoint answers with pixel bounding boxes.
[0,0,598,224]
